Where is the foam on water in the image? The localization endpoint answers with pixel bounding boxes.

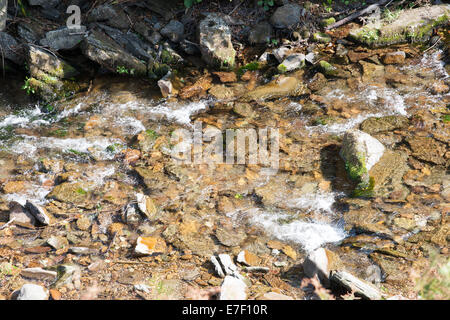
[10,135,122,160]
[285,191,343,214]
[250,211,346,252]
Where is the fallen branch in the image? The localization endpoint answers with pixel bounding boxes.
[0,218,16,230]
[326,0,391,30]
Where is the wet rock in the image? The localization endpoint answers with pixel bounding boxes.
[199,14,236,69]
[179,74,212,99]
[16,284,49,300]
[135,236,166,255]
[40,26,87,50]
[359,60,384,82]
[27,45,78,79]
[318,60,350,78]
[349,4,450,47]
[25,201,50,225]
[248,21,273,45]
[360,116,409,135]
[312,32,331,43]
[233,102,256,118]
[81,30,147,76]
[406,136,447,165]
[330,270,381,300]
[47,235,69,250]
[160,20,184,43]
[8,201,36,225]
[220,276,247,300]
[136,193,159,221]
[382,51,406,65]
[69,247,94,255]
[270,3,302,29]
[0,0,6,32]
[308,72,327,92]
[278,53,305,73]
[28,0,60,7]
[158,71,173,98]
[208,85,235,101]
[429,79,449,94]
[47,182,91,205]
[340,129,385,187]
[0,32,24,65]
[242,74,308,101]
[88,4,130,29]
[212,72,237,83]
[21,268,57,281]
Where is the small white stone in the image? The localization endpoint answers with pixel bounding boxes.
[220,276,247,300]
[17,284,49,300]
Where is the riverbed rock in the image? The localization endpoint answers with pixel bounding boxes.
[406,136,447,165]
[81,30,147,76]
[158,71,173,98]
[248,21,273,45]
[16,284,49,300]
[160,20,184,43]
[199,14,236,69]
[136,193,159,221]
[135,236,167,255]
[340,129,385,187]
[242,74,308,101]
[270,3,302,29]
[40,26,87,50]
[382,51,406,65]
[0,0,6,32]
[88,4,130,29]
[348,4,450,47]
[278,53,305,73]
[220,276,247,300]
[360,116,409,135]
[9,201,36,225]
[0,32,24,65]
[25,201,50,225]
[318,60,351,78]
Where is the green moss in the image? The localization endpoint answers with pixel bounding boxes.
[237,61,260,77]
[277,64,287,73]
[313,32,331,43]
[345,155,367,182]
[352,176,375,198]
[321,17,336,28]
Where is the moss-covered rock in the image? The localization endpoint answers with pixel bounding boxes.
[348,4,450,47]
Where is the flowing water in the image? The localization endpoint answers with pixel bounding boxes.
[0,49,448,257]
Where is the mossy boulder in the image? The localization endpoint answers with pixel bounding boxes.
[340,129,385,191]
[318,60,351,78]
[348,4,450,47]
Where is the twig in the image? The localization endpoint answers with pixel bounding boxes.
[0,218,16,230]
[423,37,441,53]
[326,0,391,30]
[229,0,244,16]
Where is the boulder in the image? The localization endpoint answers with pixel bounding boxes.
[348,4,450,47]
[270,3,302,29]
[87,4,130,29]
[0,32,24,65]
[81,30,147,76]
[340,129,385,188]
[248,21,273,45]
[40,26,87,50]
[198,14,236,69]
[160,20,184,43]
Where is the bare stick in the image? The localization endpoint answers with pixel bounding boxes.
[326,0,391,30]
[0,218,16,230]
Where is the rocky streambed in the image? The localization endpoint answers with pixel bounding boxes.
[0,0,449,300]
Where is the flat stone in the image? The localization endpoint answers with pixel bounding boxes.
[9,201,36,225]
[135,236,166,255]
[40,26,87,50]
[382,51,406,64]
[21,268,57,281]
[25,201,50,225]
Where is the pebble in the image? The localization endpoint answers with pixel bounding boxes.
[25,201,50,225]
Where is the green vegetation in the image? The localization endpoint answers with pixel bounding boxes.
[257,0,274,11]
[352,176,375,198]
[237,61,260,78]
[441,114,450,123]
[184,0,202,8]
[116,66,135,75]
[415,254,450,300]
[145,129,159,140]
[76,188,87,195]
[234,193,243,200]
[22,77,36,95]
